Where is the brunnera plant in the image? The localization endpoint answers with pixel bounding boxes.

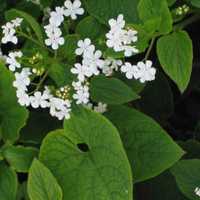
[0,0,200,199]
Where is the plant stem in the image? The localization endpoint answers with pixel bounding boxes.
[144,37,155,61]
[29,70,49,95]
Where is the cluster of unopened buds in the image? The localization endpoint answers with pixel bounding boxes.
[175,4,190,16]
[1,0,157,120]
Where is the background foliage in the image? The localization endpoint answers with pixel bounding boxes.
[1,0,200,199]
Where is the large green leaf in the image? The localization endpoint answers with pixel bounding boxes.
[84,0,140,25]
[76,16,107,40]
[138,0,172,34]
[6,9,44,44]
[0,63,29,142]
[90,75,140,105]
[40,107,133,200]
[3,145,38,173]
[106,105,184,182]
[0,162,18,200]
[171,159,200,200]
[28,159,63,200]
[157,31,193,92]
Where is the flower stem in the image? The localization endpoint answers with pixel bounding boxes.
[144,37,155,61]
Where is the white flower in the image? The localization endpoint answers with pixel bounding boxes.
[75,38,95,56]
[71,63,93,82]
[106,14,138,57]
[11,18,23,27]
[64,0,84,20]
[83,50,104,74]
[123,45,139,57]
[94,102,107,113]
[1,26,18,44]
[6,51,23,71]
[30,91,50,108]
[123,29,138,44]
[106,29,125,52]
[1,18,23,44]
[49,97,71,120]
[17,90,30,106]
[121,62,139,79]
[45,30,64,50]
[73,83,90,104]
[136,60,156,83]
[13,68,31,91]
[49,7,64,27]
[102,58,122,76]
[108,14,125,32]
[44,24,62,37]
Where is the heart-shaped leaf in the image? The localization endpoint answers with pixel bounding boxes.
[106,105,184,182]
[39,107,133,200]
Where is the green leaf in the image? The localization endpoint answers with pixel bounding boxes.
[0,63,29,142]
[76,16,107,40]
[190,0,200,8]
[28,159,63,200]
[6,9,44,44]
[157,31,193,92]
[167,0,176,6]
[84,0,140,25]
[171,159,200,200]
[90,75,140,105]
[129,18,160,52]
[106,105,184,182]
[40,107,133,200]
[0,162,18,200]
[138,0,172,34]
[48,60,74,87]
[57,34,80,62]
[3,145,38,173]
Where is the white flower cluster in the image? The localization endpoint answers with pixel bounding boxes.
[195,187,200,197]
[44,0,84,50]
[6,51,23,71]
[13,68,71,120]
[1,18,23,44]
[71,38,106,104]
[121,60,156,83]
[106,14,138,57]
[44,7,65,50]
